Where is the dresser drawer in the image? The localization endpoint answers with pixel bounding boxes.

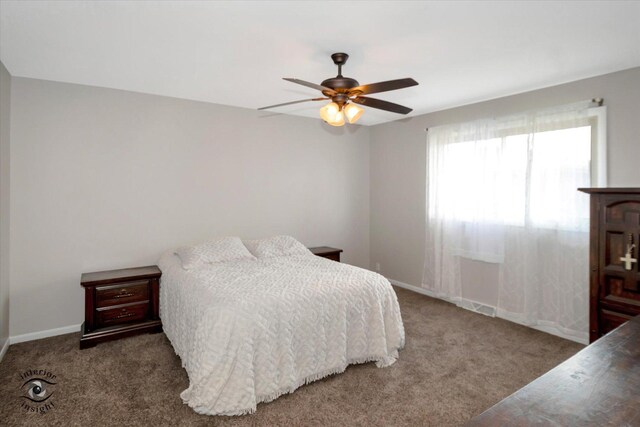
[96,280,149,308]
[96,302,149,328]
[598,309,633,337]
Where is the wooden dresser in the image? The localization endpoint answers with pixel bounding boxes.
[579,188,640,342]
[309,246,343,262]
[80,265,162,349]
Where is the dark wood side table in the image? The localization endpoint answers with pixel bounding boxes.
[80,265,162,349]
[309,246,343,262]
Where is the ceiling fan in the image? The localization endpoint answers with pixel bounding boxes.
[258,53,418,126]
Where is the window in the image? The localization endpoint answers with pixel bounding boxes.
[428,104,606,232]
[423,101,603,342]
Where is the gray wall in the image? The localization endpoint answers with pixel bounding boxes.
[6,66,640,338]
[370,67,640,305]
[9,77,371,336]
[0,62,10,349]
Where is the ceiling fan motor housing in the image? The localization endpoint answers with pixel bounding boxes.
[322,52,360,102]
[321,77,359,96]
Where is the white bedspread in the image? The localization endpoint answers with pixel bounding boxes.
[158,252,405,415]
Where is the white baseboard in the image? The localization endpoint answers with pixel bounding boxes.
[1,277,589,351]
[389,278,438,298]
[0,337,9,362]
[10,323,81,345]
[388,277,587,345]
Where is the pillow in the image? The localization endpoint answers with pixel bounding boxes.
[243,235,311,259]
[175,236,256,270]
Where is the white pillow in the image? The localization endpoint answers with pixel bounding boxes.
[243,235,311,259]
[175,236,256,270]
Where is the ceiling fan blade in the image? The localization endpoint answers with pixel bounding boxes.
[349,78,418,96]
[258,98,328,110]
[352,96,413,115]
[283,78,336,95]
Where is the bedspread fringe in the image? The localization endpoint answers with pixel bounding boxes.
[211,350,400,417]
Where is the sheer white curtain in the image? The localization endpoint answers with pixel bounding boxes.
[423,102,594,342]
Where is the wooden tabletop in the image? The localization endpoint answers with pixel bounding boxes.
[466,316,640,426]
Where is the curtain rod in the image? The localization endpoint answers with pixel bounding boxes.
[424,98,605,131]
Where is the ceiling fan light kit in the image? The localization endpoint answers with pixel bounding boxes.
[259,53,418,126]
[344,103,364,124]
[320,102,345,126]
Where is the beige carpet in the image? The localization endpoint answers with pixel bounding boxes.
[0,287,583,426]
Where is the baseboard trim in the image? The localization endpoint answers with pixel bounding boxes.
[2,278,589,348]
[388,277,587,345]
[0,338,9,362]
[389,279,438,298]
[10,324,81,345]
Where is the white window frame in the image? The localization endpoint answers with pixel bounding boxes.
[589,106,607,187]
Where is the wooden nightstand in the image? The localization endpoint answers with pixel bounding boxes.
[309,246,343,262]
[80,265,162,349]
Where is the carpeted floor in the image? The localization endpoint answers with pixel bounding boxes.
[0,287,583,426]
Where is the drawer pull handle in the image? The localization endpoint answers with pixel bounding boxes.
[114,292,134,298]
[115,313,135,319]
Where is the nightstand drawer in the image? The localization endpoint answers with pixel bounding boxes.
[96,302,149,328]
[96,280,149,308]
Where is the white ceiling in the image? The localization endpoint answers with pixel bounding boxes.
[1,1,639,126]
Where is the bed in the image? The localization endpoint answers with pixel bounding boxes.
[158,236,405,416]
